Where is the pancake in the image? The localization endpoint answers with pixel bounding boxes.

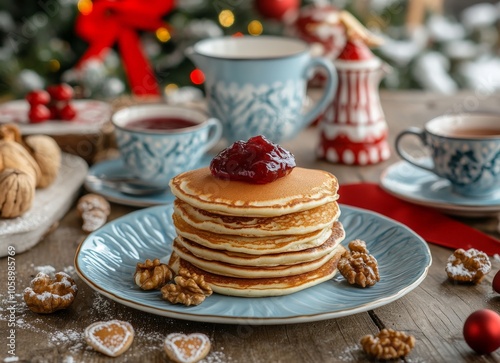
[175,234,342,267]
[172,237,341,278]
[169,167,339,217]
[168,246,346,297]
[174,214,342,255]
[174,223,345,266]
[173,199,340,237]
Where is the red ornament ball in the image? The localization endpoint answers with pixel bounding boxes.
[28,104,51,123]
[59,103,77,121]
[493,270,500,293]
[463,309,500,354]
[46,83,74,101]
[255,0,299,20]
[25,90,50,105]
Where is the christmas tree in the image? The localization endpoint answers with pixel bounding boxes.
[1,0,499,99]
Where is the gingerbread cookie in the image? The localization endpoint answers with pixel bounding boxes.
[85,320,134,357]
[164,333,211,363]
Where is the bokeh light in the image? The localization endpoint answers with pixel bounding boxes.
[164,83,178,94]
[248,20,263,36]
[77,0,93,15]
[48,59,60,72]
[156,27,171,43]
[190,69,205,85]
[219,10,235,28]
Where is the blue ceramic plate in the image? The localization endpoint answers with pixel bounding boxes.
[84,155,212,207]
[381,160,500,217]
[75,204,431,325]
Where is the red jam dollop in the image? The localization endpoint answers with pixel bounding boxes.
[210,135,296,184]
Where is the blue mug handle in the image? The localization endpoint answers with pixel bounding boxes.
[301,57,338,127]
[395,127,436,173]
[202,118,223,153]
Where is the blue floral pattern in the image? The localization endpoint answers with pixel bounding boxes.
[429,136,500,195]
[207,80,304,142]
[115,129,209,183]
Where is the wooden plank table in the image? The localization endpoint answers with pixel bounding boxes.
[2,91,500,362]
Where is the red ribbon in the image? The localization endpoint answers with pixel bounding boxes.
[75,0,174,96]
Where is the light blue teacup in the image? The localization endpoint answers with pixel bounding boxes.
[187,36,337,143]
[396,113,500,197]
[112,104,222,185]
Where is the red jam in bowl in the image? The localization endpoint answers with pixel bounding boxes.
[210,135,296,184]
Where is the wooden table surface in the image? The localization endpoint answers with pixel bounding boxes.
[2,91,500,363]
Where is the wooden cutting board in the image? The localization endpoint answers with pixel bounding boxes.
[0,153,88,256]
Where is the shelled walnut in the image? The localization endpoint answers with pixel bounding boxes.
[23,272,78,313]
[134,258,173,290]
[445,248,491,284]
[161,268,212,306]
[76,194,111,233]
[338,239,380,287]
[360,329,416,360]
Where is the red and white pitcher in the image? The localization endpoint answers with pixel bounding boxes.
[317,39,391,165]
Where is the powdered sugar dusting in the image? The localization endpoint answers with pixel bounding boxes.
[34,265,56,275]
[201,349,229,363]
[1,288,229,361]
[334,344,359,362]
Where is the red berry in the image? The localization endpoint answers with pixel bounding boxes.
[463,309,500,354]
[59,103,77,121]
[493,270,500,293]
[210,135,296,184]
[28,104,51,123]
[25,90,50,105]
[48,104,59,119]
[46,83,74,101]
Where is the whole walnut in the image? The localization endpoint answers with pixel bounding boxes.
[23,135,61,188]
[0,169,36,218]
[0,123,22,143]
[0,140,41,186]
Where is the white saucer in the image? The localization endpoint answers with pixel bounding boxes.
[85,155,212,207]
[380,160,500,217]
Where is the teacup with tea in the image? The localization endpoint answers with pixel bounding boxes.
[395,112,500,197]
[112,104,222,185]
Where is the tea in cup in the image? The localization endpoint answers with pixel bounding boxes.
[112,104,222,185]
[395,113,500,197]
[187,36,337,143]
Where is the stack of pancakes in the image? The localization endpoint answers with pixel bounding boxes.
[168,167,346,297]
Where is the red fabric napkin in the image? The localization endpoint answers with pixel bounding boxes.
[339,183,500,256]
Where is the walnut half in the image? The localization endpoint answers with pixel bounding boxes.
[134,258,173,290]
[161,268,212,306]
[338,239,380,287]
[76,194,111,233]
[23,272,78,313]
[360,329,416,360]
[445,248,491,284]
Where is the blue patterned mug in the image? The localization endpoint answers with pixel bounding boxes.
[187,36,337,143]
[112,104,222,185]
[395,113,500,197]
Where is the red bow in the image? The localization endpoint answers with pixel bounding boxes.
[76,0,174,95]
